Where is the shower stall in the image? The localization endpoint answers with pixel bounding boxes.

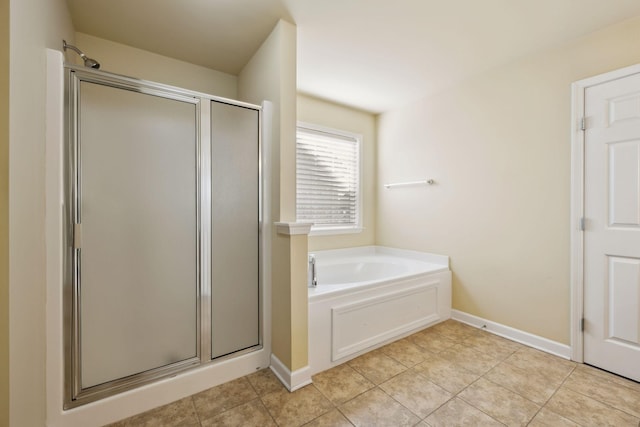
[63,65,264,408]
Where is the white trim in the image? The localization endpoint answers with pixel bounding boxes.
[269,354,312,392]
[451,310,571,360]
[297,121,361,141]
[308,226,363,237]
[260,100,273,378]
[570,79,586,363]
[274,221,313,235]
[45,48,66,427]
[570,63,640,364]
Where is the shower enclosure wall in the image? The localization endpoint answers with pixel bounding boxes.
[63,66,264,408]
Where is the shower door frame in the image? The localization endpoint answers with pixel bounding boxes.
[63,65,264,409]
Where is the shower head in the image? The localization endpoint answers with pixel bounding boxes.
[63,40,100,69]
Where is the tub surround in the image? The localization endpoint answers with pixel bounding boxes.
[309,246,451,375]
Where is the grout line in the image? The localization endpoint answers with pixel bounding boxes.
[258,395,280,427]
[453,377,506,426]
[109,321,639,426]
[406,370,459,424]
[335,405,356,426]
[578,363,640,391]
[294,384,336,427]
[256,398,279,427]
[559,368,640,421]
[188,396,203,427]
[245,373,280,425]
[527,364,578,426]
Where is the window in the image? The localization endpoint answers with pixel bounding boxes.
[296,123,362,235]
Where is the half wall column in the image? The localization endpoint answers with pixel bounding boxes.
[270,222,312,391]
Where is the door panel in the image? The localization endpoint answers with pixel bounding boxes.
[608,141,640,227]
[78,81,199,388]
[584,72,640,382]
[210,101,260,358]
[607,256,640,345]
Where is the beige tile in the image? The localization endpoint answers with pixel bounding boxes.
[347,349,407,384]
[461,331,522,360]
[412,352,480,394]
[111,397,199,427]
[428,319,479,342]
[339,387,420,427]
[247,368,286,396]
[379,370,452,418]
[192,377,258,421]
[425,397,505,427]
[261,385,333,427]
[110,328,640,427]
[546,387,640,427]
[504,347,575,382]
[408,328,458,353]
[528,408,580,426]
[302,409,353,427]
[484,361,563,405]
[575,363,640,393]
[200,398,276,426]
[438,344,501,375]
[312,363,374,404]
[380,337,429,367]
[563,368,640,418]
[458,378,540,426]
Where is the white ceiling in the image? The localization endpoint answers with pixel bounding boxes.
[67,0,640,113]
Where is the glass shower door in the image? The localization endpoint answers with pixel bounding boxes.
[71,76,200,400]
[210,101,260,358]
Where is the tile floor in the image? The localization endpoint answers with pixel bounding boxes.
[107,320,640,426]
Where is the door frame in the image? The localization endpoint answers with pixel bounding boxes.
[570,63,640,363]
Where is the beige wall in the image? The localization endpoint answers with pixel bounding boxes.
[74,33,237,98]
[377,16,640,345]
[238,20,305,370]
[271,233,292,366]
[269,231,309,371]
[9,0,75,425]
[297,94,377,251]
[289,233,309,370]
[239,19,297,222]
[0,0,9,424]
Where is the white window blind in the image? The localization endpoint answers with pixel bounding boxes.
[296,124,361,233]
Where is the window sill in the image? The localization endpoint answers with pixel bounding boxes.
[308,226,363,237]
[274,222,313,236]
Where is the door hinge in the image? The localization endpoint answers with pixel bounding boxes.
[580,318,585,332]
[580,117,586,131]
[73,223,82,249]
[580,217,586,231]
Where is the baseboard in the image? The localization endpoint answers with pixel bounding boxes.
[270,354,313,392]
[451,310,572,360]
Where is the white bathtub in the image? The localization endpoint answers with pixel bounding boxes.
[308,246,451,375]
[309,246,449,296]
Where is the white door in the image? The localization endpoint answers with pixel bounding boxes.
[583,71,640,382]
